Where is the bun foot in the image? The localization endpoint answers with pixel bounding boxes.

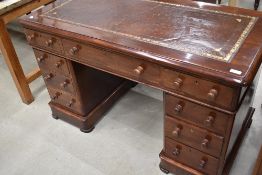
[80,126,95,133]
[52,115,59,120]
[159,164,169,174]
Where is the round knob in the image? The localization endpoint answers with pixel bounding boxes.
[37,55,46,63]
[134,65,144,75]
[55,60,64,68]
[207,88,218,101]
[51,92,61,100]
[27,34,35,41]
[60,79,70,88]
[172,127,181,138]
[201,138,209,149]
[172,147,181,156]
[67,99,76,107]
[174,77,183,89]
[44,73,53,81]
[69,46,79,55]
[205,115,215,127]
[199,159,207,169]
[174,103,183,114]
[45,39,54,47]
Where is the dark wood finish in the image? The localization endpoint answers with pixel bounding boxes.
[33,49,71,76]
[164,138,219,175]
[19,0,262,87]
[162,69,239,111]
[25,29,63,54]
[50,80,135,132]
[165,116,224,157]
[165,94,232,135]
[19,0,262,175]
[253,146,262,175]
[222,107,254,175]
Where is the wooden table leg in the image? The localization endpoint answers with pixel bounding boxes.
[0,19,34,104]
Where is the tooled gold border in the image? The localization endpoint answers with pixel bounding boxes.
[40,0,258,62]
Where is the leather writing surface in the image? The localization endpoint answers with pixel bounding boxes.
[42,0,257,62]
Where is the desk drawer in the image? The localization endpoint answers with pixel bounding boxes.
[115,56,161,85]
[33,49,71,77]
[48,88,82,114]
[165,116,224,157]
[25,29,63,53]
[63,39,115,70]
[43,72,75,95]
[165,137,219,175]
[165,94,232,135]
[162,68,237,110]
[62,39,161,86]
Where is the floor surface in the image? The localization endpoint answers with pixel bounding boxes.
[0,1,262,175]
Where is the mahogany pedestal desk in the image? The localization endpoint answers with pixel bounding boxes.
[20,0,262,174]
[0,0,54,104]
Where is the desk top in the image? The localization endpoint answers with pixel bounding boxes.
[0,0,33,15]
[20,0,262,86]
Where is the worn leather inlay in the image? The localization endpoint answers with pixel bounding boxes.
[41,0,257,62]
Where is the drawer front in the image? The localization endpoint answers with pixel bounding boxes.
[165,94,231,135]
[115,55,161,85]
[62,39,161,86]
[25,29,63,53]
[63,39,115,71]
[165,116,224,157]
[33,49,71,77]
[165,137,219,175]
[48,88,82,114]
[162,68,237,110]
[43,72,75,95]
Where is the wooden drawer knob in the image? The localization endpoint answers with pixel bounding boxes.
[172,147,181,156]
[174,103,183,114]
[45,38,54,47]
[174,77,183,89]
[60,79,70,88]
[44,73,53,81]
[68,99,76,107]
[55,60,64,68]
[70,46,79,55]
[27,34,35,41]
[201,138,209,149]
[199,158,207,169]
[204,115,215,127]
[51,92,61,100]
[207,88,218,101]
[37,55,46,63]
[172,127,181,138]
[134,65,144,75]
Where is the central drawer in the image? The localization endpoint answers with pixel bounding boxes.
[62,39,161,86]
[165,116,224,157]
